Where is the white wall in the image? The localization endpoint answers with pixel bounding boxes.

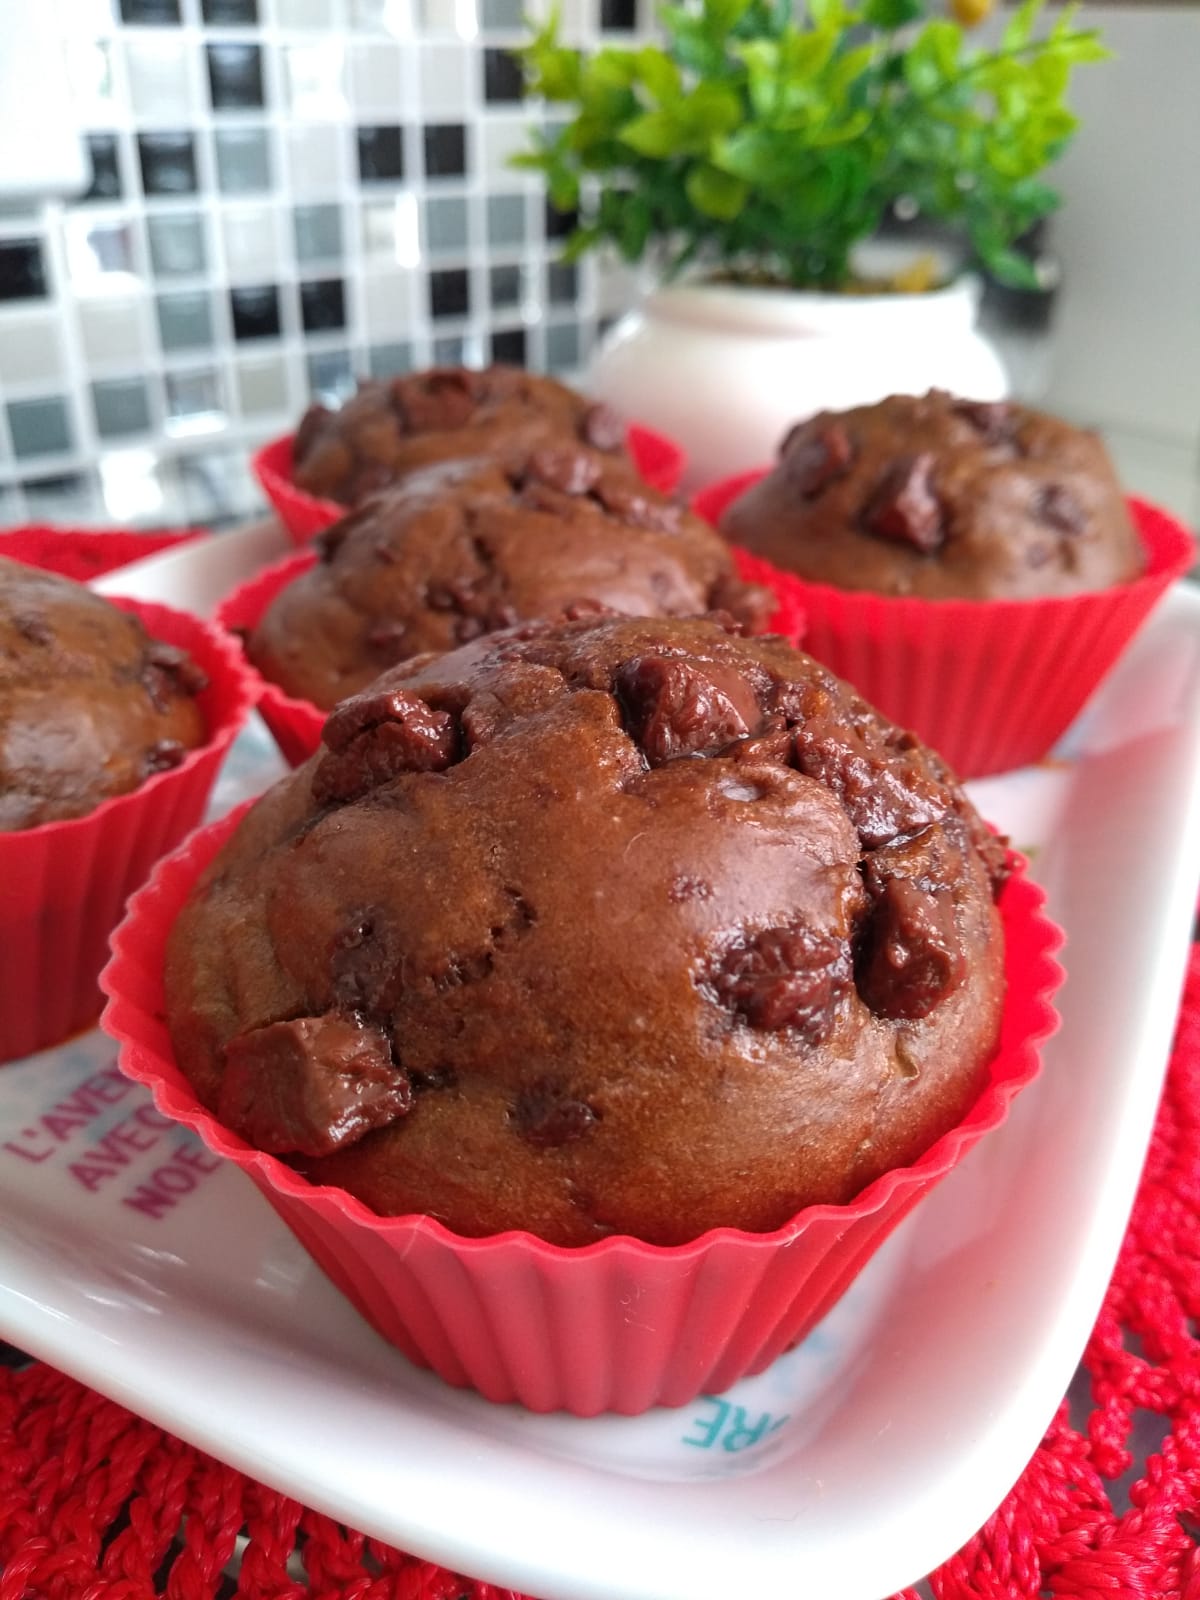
[1040,4,1200,520]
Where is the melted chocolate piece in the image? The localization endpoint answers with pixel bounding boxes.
[141,640,208,712]
[706,923,852,1041]
[863,454,944,554]
[1035,483,1086,536]
[315,686,457,804]
[953,399,1015,446]
[783,422,855,497]
[13,614,51,646]
[789,707,944,850]
[858,878,965,1020]
[396,368,479,433]
[218,1013,412,1156]
[524,444,602,496]
[512,1079,600,1149]
[581,402,624,453]
[141,739,186,779]
[615,654,758,765]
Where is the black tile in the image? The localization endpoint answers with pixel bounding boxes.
[202,0,258,18]
[0,239,47,301]
[491,327,526,366]
[207,43,265,111]
[483,48,524,103]
[230,284,281,341]
[300,278,346,333]
[424,124,466,179]
[82,134,122,203]
[138,132,198,197]
[119,0,182,20]
[357,126,405,183]
[600,0,636,26]
[547,261,577,305]
[490,264,521,310]
[545,198,578,240]
[429,268,469,319]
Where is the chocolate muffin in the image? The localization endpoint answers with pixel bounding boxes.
[248,446,771,710]
[166,611,1008,1247]
[721,390,1143,599]
[293,364,631,507]
[0,558,207,831]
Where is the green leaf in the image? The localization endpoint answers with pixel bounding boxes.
[863,0,924,26]
[806,0,853,30]
[634,46,683,103]
[618,109,683,157]
[586,48,640,91]
[1003,0,1041,51]
[684,81,744,136]
[974,241,1040,289]
[686,162,749,218]
[704,0,756,35]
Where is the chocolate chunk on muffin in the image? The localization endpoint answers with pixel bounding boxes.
[292,364,631,507]
[0,557,207,830]
[247,446,772,709]
[721,390,1143,599]
[166,612,1007,1247]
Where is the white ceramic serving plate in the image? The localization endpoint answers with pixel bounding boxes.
[1,528,1198,1600]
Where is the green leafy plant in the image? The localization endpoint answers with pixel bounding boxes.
[515,0,1108,290]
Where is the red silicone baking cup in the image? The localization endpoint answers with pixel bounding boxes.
[253,424,688,547]
[101,805,1061,1415]
[694,478,1196,779]
[0,525,202,582]
[214,548,324,766]
[0,601,255,1065]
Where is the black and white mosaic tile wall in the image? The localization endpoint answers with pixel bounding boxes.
[0,0,651,526]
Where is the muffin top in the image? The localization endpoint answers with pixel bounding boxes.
[248,444,772,710]
[292,364,630,507]
[167,612,1008,1247]
[0,557,207,831]
[720,390,1143,600]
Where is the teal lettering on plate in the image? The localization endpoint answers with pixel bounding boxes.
[681,1399,790,1451]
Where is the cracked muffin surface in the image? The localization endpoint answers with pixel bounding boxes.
[166,612,1008,1246]
[720,389,1142,599]
[0,557,207,831]
[248,446,771,709]
[292,363,633,507]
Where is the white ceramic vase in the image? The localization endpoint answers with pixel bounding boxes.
[589,273,1009,490]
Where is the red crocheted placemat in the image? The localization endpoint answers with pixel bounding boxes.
[4,947,1200,1599]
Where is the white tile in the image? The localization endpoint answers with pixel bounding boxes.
[78,295,151,369]
[418,43,471,116]
[0,312,67,388]
[124,36,195,122]
[273,0,338,26]
[285,122,346,196]
[349,0,414,32]
[479,113,536,183]
[222,206,283,282]
[57,0,116,30]
[363,267,421,337]
[420,0,460,31]
[285,43,347,116]
[361,194,421,265]
[347,42,404,110]
[236,356,292,419]
[65,38,117,120]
